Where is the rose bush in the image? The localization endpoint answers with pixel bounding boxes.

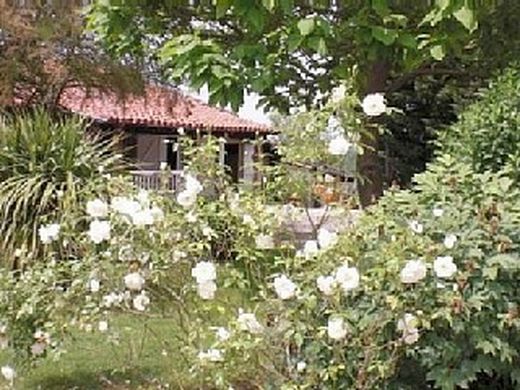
[1,70,519,389]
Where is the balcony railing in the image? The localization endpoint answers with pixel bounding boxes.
[130,170,183,192]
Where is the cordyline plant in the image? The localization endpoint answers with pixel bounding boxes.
[0,109,126,265]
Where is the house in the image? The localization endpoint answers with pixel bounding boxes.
[57,84,272,191]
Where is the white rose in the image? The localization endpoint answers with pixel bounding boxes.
[150,206,164,222]
[88,278,100,293]
[185,174,203,194]
[255,234,274,249]
[38,223,60,244]
[432,207,444,217]
[433,256,457,279]
[111,197,141,216]
[273,275,297,300]
[136,190,149,207]
[317,228,338,249]
[327,317,347,340]
[177,190,197,208]
[335,264,360,291]
[191,262,216,283]
[131,209,154,226]
[86,199,109,218]
[197,280,217,300]
[443,234,457,249]
[198,348,223,362]
[30,341,46,356]
[303,240,319,258]
[330,84,347,104]
[215,327,231,342]
[409,220,423,234]
[98,321,108,332]
[242,214,255,226]
[202,226,214,237]
[124,272,145,291]
[400,260,427,284]
[1,365,15,382]
[397,313,420,345]
[133,292,150,311]
[317,275,336,296]
[102,292,124,308]
[296,361,307,372]
[87,220,111,244]
[328,136,352,155]
[237,311,263,334]
[185,211,198,223]
[361,93,386,116]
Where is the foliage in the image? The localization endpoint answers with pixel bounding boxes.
[0,2,143,107]
[0,109,125,262]
[438,66,520,181]
[84,0,514,111]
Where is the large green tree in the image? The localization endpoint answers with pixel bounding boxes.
[87,0,520,205]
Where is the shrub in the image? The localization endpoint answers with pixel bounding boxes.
[0,109,125,263]
[438,66,520,180]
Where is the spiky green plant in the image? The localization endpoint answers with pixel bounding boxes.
[0,109,125,264]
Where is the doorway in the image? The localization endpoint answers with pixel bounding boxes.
[224,143,240,182]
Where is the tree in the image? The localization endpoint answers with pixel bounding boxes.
[0,1,143,109]
[86,0,520,206]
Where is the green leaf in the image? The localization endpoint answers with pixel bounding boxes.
[430,44,445,60]
[262,0,276,11]
[216,0,232,18]
[372,0,389,17]
[298,18,315,36]
[397,33,417,49]
[371,26,398,45]
[453,5,478,32]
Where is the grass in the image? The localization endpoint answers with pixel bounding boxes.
[0,315,191,389]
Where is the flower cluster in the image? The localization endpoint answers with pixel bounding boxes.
[191,261,217,300]
[177,174,203,208]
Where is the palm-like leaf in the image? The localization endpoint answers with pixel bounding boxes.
[0,109,125,263]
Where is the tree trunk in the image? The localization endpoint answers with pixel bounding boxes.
[357,61,390,208]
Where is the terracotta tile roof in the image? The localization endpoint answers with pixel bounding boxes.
[58,84,270,134]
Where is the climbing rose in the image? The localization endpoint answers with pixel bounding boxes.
[133,291,150,311]
[302,240,319,258]
[361,93,386,116]
[317,228,338,249]
[255,234,274,249]
[273,275,297,300]
[1,365,15,382]
[197,280,217,300]
[87,220,111,244]
[434,256,457,278]
[335,264,360,291]
[400,260,427,284]
[409,220,424,234]
[237,311,263,334]
[86,199,109,218]
[124,272,145,291]
[443,234,457,249]
[327,317,347,340]
[38,223,60,244]
[177,190,197,208]
[328,136,352,155]
[397,313,420,345]
[191,262,216,284]
[317,275,336,296]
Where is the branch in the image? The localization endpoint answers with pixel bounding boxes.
[385,65,469,93]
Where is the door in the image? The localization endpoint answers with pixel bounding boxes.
[224,143,240,182]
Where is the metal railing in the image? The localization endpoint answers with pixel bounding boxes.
[130,170,183,192]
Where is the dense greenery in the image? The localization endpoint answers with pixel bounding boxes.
[438,66,520,181]
[0,110,125,263]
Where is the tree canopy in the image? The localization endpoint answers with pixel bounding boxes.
[87,0,519,111]
[0,1,143,108]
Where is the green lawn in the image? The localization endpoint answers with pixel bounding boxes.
[1,315,192,389]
